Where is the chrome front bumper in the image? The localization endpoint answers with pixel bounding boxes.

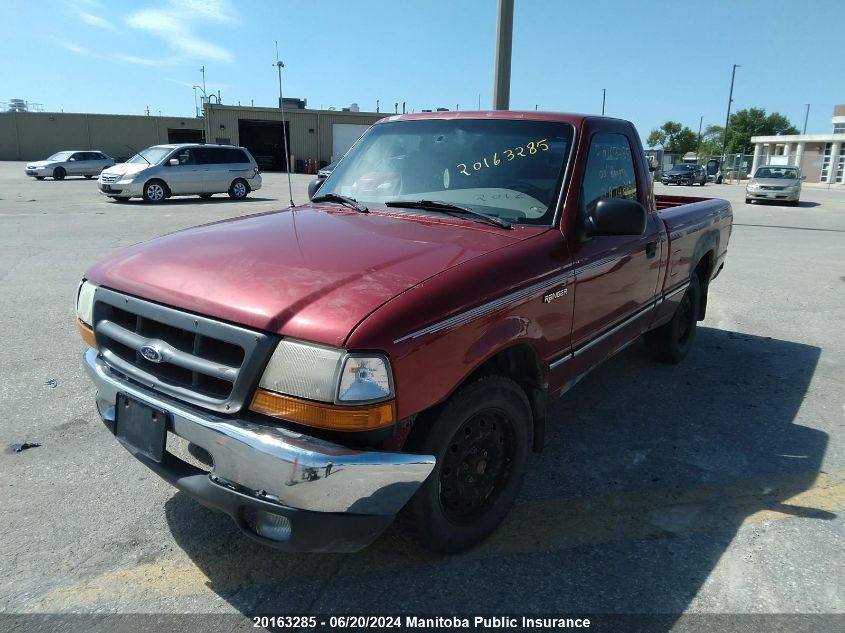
[83,348,435,550]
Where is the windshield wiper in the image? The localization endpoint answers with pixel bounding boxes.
[126,144,151,165]
[310,193,368,213]
[385,199,512,229]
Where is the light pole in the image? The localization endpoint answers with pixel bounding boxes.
[492,0,514,110]
[697,115,703,156]
[721,64,741,163]
[601,88,606,116]
[274,41,294,208]
[803,103,810,134]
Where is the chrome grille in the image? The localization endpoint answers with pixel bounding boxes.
[761,185,785,191]
[92,287,276,413]
[100,174,120,183]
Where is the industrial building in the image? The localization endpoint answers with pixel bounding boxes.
[751,105,845,184]
[0,103,386,171]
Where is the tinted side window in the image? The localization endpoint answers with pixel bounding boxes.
[229,148,249,163]
[582,133,638,212]
[173,148,199,165]
[70,153,85,161]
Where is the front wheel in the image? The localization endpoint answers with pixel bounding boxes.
[142,179,167,203]
[228,178,249,200]
[644,276,701,364]
[84,175,94,179]
[53,167,66,180]
[403,376,532,553]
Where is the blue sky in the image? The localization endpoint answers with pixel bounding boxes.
[2,0,841,141]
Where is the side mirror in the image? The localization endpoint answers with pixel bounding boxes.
[168,158,179,167]
[800,175,807,180]
[307,176,327,200]
[582,198,647,239]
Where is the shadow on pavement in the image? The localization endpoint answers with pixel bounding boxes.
[165,327,827,619]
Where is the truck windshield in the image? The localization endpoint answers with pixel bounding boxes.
[319,118,574,226]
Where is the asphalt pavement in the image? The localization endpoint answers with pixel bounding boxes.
[0,164,843,631]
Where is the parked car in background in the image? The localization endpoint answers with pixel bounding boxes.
[26,151,114,180]
[745,165,804,206]
[98,144,262,203]
[661,163,707,186]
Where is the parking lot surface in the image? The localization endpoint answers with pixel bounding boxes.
[1,163,843,627]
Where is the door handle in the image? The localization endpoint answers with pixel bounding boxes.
[645,241,657,258]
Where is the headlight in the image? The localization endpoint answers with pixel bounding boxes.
[747,181,759,190]
[118,173,138,183]
[338,355,392,402]
[251,340,396,431]
[76,280,98,348]
[76,280,97,326]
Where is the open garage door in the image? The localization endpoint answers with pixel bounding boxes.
[167,128,204,144]
[238,120,290,171]
[332,124,371,161]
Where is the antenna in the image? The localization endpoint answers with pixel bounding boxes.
[274,40,295,208]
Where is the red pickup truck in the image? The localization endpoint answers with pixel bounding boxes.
[77,112,732,553]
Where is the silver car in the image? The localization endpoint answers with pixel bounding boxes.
[98,144,263,203]
[745,166,804,206]
[26,150,115,180]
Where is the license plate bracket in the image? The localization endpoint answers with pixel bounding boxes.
[115,394,168,462]
[100,184,112,192]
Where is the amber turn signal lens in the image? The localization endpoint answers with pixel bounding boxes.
[77,318,97,348]
[250,388,396,432]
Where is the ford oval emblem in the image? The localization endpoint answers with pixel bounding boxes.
[140,345,164,363]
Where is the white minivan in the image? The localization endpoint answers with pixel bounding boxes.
[98,144,262,202]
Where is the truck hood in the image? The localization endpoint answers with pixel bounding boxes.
[85,206,527,347]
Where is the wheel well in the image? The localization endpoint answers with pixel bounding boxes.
[404,344,548,454]
[467,345,547,452]
[693,251,714,320]
[232,177,251,192]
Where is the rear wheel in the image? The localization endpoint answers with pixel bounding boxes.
[35,176,45,181]
[644,276,701,364]
[53,167,66,180]
[142,179,167,203]
[228,178,249,200]
[84,175,94,179]
[403,376,532,553]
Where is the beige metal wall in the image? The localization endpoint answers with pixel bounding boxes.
[0,106,384,166]
[0,112,203,161]
[204,105,385,166]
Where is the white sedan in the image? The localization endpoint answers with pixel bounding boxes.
[25,151,115,181]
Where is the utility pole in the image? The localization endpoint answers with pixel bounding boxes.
[200,66,207,108]
[274,41,294,208]
[697,115,703,155]
[601,88,606,116]
[492,0,514,110]
[376,99,380,113]
[721,64,741,162]
[803,103,810,134]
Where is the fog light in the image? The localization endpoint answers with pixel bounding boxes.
[244,509,292,542]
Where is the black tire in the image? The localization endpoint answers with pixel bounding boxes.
[84,175,94,179]
[644,276,701,364]
[789,200,799,207]
[228,178,249,200]
[745,197,752,204]
[199,193,213,199]
[53,167,66,180]
[142,179,167,203]
[109,197,129,202]
[35,176,45,181]
[403,376,532,553]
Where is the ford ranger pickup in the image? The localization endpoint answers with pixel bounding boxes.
[76,111,732,553]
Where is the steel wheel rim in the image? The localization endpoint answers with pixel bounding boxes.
[438,408,515,523]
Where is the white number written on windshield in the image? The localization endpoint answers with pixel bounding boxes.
[457,139,549,177]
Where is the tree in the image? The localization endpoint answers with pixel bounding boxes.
[725,108,800,154]
[697,124,724,159]
[647,121,698,155]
